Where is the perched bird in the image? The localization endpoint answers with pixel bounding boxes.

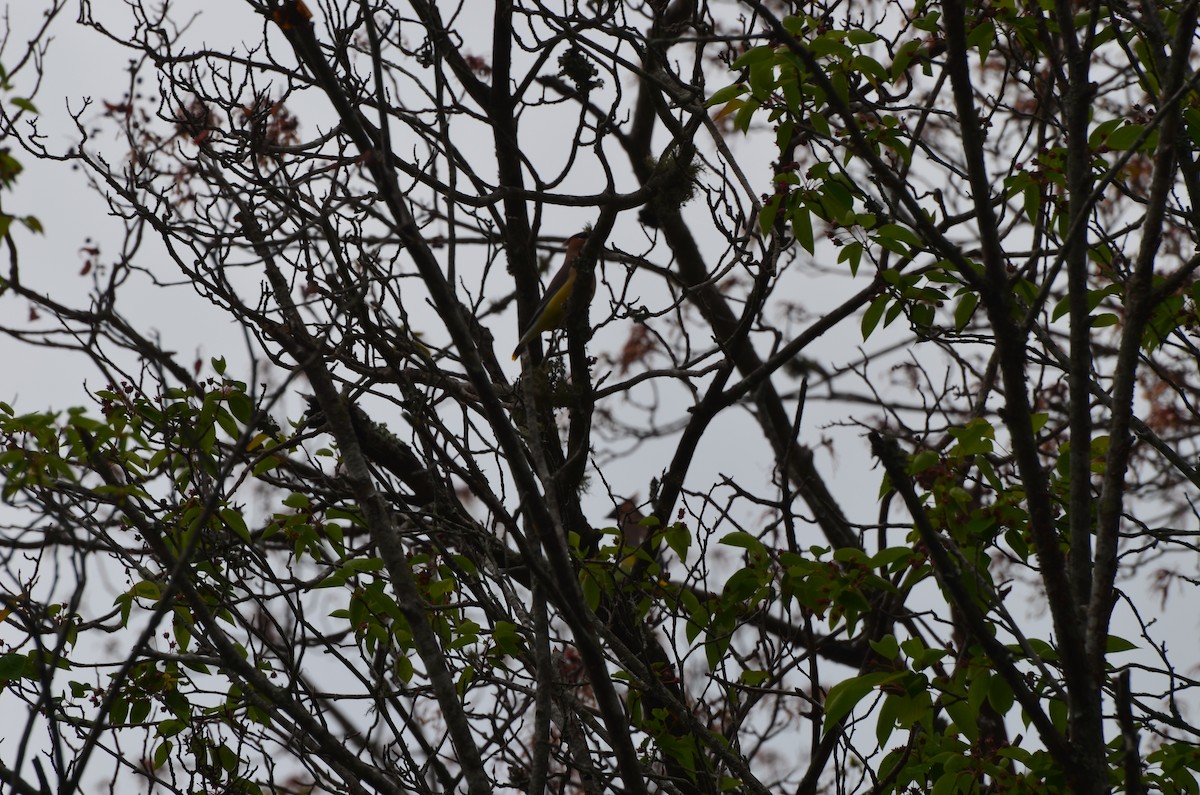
[511,231,593,361]
[608,497,661,576]
[609,497,650,549]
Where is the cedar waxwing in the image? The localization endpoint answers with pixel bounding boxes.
[609,498,650,549]
[608,498,660,575]
[511,232,593,360]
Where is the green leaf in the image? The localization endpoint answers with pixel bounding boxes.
[988,674,1014,714]
[870,634,900,660]
[851,55,888,84]
[131,697,152,725]
[1030,412,1049,433]
[890,40,922,81]
[1024,181,1041,222]
[719,531,767,557]
[0,652,27,682]
[341,557,385,574]
[221,508,251,543]
[740,669,770,686]
[731,45,776,70]
[109,695,129,725]
[1106,634,1138,653]
[871,546,915,568]
[809,110,831,138]
[130,579,162,602]
[681,588,706,644]
[781,16,805,35]
[1088,118,1122,148]
[822,672,897,733]
[1049,694,1069,732]
[948,418,995,456]
[665,522,691,561]
[846,29,879,45]
[581,570,601,612]
[706,83,746,107]
[217,743,239,772]
[157,718,188,738]
[862,294,889,339]
[809,36,850,59]
[792,202,814,254]
[876,223,922,249]
[933,771,971,795]
[705,634,731,670]
[723,567,765,602]
[173,611,192,651]
[1186,107,1200,147]
[968,669,990,714]
[944,697,979,742]
[1050,294,1069,322]
[0,150,22,187]
[838,240,864,276]
[395,654,414,683]
[152,740,172,769]
[908,449,940,474]
[748,60,775,99]
[759,194,782,235]
[967,19,995,61]
[877,693,900,747]
[283,492,310,509]
[892,681,933,726]
[733,99,759,134]
[822,180,855,220]
[953,292,978,330]
[1105,123,1145,151]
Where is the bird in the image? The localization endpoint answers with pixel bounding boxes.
[511,231,593,361]
[607,497,662,577]
[609,497,650,549]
